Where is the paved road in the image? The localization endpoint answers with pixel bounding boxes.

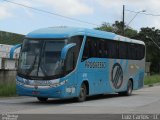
[0,86,160,114]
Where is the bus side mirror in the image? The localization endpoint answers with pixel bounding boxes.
[10,44,22,59]
[60,43,76,60]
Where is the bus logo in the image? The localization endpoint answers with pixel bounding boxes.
[111,63,123,89]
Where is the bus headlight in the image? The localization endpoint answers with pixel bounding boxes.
[16,80,24,86]
[50,80,68,87]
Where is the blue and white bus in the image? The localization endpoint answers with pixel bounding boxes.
[14,27,145,102]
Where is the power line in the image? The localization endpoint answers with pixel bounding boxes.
[146,36,160,50]
[126,10,146,27]
[126,9,160,17]
[2,0,98,26]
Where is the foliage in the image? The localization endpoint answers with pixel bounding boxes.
[96,22,114,32]
[112,21,125,35]
[144,75,160,85]
[125,28,138,39]
[0,82,16,97]
[0,31,24,45]
[96,21,138,38]
[135,27,160,73]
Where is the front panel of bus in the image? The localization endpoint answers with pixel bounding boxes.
[16,35,83,98]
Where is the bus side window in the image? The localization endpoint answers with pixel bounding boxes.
[82,37,98,61]
[103,40,108,58]
[107,40,118,58]
[141,45,145,59]
[82,39,90,61]
[119,42,127,59]
[90,39,95,57]
[91,38,99,58]
[65,47,75,72]
[128,43,136,60]
[136,44,145,60]
[97,40,102,58]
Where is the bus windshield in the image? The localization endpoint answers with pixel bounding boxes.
[18,36,83,80]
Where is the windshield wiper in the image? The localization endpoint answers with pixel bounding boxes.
[37,41,48,77]
[26,54,38,76]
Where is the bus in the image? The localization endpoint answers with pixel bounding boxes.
[14,27,145,102]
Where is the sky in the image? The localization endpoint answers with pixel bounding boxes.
[1,0,160,35]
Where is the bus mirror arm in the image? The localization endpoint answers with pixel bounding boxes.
[10,44,22,59]
[60,43,76,60]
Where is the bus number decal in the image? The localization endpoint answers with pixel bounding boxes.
[111,63,123,89]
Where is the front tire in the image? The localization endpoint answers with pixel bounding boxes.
[119,80,133,96]
[37,97,48,102]
[77,83,87,102]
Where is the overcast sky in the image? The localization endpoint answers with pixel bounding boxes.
[1,0,160,35]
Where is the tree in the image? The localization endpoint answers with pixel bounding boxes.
[96,21,138,38]
[96,22,113,32]
[0,31,24,45]
[135,27,160,74]
[125,28,138,39]
[112,21,124,35]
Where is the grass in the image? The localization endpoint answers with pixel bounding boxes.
[0,82,16,97]
[144,74,160,85]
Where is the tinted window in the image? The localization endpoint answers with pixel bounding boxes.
[136,44,145,60]
[65,35,83,72]
[127,43,145,60]
[107,40,118,58]
[118,42,128,59]
[82,36,145,61]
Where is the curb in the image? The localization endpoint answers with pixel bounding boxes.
[144,82,160,88]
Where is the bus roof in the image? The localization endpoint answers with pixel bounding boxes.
[26,27,145,45]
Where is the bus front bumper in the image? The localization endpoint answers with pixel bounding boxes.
[16,84,65,98]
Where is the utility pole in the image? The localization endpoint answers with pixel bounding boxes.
[122,5,125,36]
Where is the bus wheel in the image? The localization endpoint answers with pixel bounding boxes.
[77,83,87,102]
[37,97,48,102]
[119,80,133,96]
